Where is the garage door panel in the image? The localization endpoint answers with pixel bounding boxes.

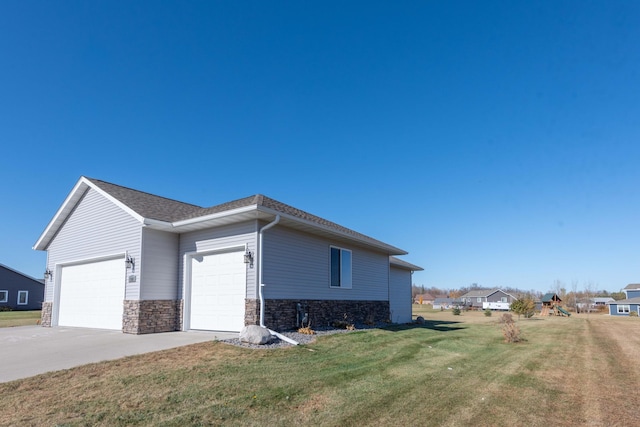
[58,258,124,330]
[190,251,246,332]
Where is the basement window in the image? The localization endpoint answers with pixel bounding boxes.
[330,247,352,289]
[0,290,7,303]
[17,291,28,305]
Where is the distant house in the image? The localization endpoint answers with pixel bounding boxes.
[460,288,516,310]
[592,297,614,306]
[0,264,44,310]
[433,298,454,310]
[607,284,640,316]
[414,293,435,305]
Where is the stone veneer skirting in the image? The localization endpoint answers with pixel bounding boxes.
[255,299,390,331]
[41,302,52,327]
[123,300,181,334]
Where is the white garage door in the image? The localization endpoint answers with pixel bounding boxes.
[190,250,246,332]
[58,258,124,330]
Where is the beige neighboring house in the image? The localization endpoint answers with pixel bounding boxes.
[414,293,435,305]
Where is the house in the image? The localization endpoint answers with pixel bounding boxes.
[33,177,423,333]
[413,293,435,305]
[459,288,516,310]
[0,264,44,310]
[607,284,640,316]
[432,297,454,310]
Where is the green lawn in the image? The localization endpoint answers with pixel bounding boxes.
[0,310,41,328]
[1,309,637,426]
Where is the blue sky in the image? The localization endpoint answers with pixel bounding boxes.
[1,1,638,293]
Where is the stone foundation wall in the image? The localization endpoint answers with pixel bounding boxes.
[122,300,180,334]
[262,299,390,331]
[245,299,260,326]
[41,302,52,327]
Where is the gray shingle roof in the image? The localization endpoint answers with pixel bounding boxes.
[88,178,203,222]
[85,177,404,254]
[623,284,640,290]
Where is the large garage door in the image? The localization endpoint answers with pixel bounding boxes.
[190,250,246,332]
[58,258,124,330]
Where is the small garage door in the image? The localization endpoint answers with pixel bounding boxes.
[58,258,125,330]
[190,250,246,332]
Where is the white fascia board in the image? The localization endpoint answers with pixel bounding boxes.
[171,205,258,228]
[142,218,175,230]
[256,206,408,256]
[33,178,89,250]
[86,179,145,224]
[33,177,145,251]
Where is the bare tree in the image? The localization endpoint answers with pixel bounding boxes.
[571,280,579,313]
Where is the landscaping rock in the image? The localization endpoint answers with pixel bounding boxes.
[415,316,425,324]
[239,325,272,345]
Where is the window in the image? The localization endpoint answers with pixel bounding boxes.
[17,291,28,305]
[477,297,482,303]
[501,297,508,303]
[330,247,352,289]
[617,305,630,314]
[0,290,7,303]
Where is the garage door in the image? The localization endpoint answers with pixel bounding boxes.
[58,258,124,330]
[190,250,246,332]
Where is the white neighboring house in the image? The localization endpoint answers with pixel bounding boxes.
[33,176,422,334]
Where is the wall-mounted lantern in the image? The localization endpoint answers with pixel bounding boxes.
[244,246,254,268]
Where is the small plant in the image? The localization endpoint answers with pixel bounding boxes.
[332,313,355,330]
[452,307,461,316]
[500,313,522,343]
[484,309,492,317]
[629,311,638,317]
[298,326,315,335]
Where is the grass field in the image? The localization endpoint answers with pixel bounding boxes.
[0,307,637,426]
[0,310,40,328]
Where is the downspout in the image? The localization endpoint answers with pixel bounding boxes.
[257,215,297,345]
[258,215,280,327]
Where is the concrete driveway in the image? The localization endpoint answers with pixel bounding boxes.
[0,326,236,383]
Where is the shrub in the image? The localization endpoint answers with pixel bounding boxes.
[629,311,638,317]
[500,313,522,343]
[452,307,461,316]
[484,309,492,317]
[298,326,315,335]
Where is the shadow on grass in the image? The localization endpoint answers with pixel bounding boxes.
[382,320,466,333]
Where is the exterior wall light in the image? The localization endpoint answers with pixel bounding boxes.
[125,254,135,270]
[244,247,254,267]
[44,269,53,281]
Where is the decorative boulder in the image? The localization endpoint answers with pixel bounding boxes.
[239,325,272,345]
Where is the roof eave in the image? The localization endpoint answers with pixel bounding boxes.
[255,206,408,256]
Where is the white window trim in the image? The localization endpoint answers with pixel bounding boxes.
[476,297,482,303]
[617,304,630,314]
[329,246,352,289]
[17,290,28,305]
[0,290,8,303]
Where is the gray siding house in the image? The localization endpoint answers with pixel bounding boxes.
[607,284,640,316]
[34,177,422,334]
[460,288,516,309]
[0,264,44,311]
